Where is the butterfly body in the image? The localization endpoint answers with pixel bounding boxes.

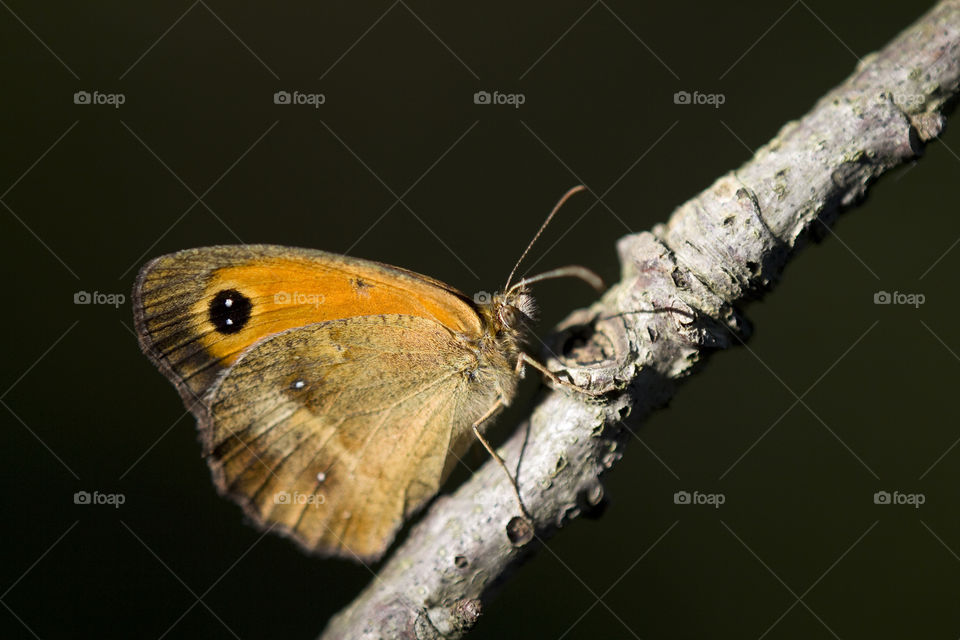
[134,245,534,560]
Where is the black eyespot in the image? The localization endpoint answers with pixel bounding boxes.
[209,289,251,334]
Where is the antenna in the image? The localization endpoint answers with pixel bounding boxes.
[503,185,587,291]
[507,265,605,294]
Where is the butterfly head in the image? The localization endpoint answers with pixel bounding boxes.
[494,288,538,334]
[472,288,536,339]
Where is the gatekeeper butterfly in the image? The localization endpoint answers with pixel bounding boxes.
[132,186,602,561]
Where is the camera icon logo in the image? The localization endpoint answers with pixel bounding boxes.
[274,90,292,105]
[274,291,292,305]
[74,291,92,304]
[673,91,691,105]
[74,91,91,105]
[74,491,91,504]
[473,91,491,105]
[274,491,291,504]
[673,490,691,505]
[473,291,492,305]
[873,490,891,505]
[873,291,891,304]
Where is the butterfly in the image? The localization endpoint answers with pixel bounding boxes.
[132,186,602,561]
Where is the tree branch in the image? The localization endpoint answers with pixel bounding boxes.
[321,2,960,638]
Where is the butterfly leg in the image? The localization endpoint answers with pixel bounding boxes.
[469,353,599,523]
[471,400,530,518]
[517,352,602,397]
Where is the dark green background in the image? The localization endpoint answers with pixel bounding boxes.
[2,1,957,638]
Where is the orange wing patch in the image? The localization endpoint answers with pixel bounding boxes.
[198,259,482,366]
[134,245,482,406]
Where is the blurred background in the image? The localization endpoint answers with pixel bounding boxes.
[2,1,958,638]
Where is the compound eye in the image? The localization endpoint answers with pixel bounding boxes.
[498,305,521,329]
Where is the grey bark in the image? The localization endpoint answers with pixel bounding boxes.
[321,2,960,638]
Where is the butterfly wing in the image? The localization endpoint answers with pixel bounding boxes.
[132,245,482,410]
[201,314,498,561]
